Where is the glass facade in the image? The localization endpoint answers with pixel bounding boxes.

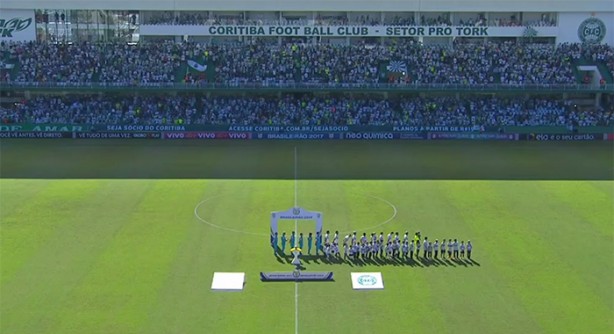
[35,9,140,43]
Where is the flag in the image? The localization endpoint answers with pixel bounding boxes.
[386,61,407,74]
[187,59,207,72]
[184,57,215,82]
[379,60,409,83]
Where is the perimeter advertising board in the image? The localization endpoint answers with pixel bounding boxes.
[0,9,35,41]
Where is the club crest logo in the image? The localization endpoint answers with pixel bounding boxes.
[0,18,32,38]
[578,17,606,44]
[293,208,301,215]
[357,275,377,286]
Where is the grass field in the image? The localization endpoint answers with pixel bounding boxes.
[1,140,613,334]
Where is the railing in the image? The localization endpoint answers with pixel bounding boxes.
[1,81,612,92]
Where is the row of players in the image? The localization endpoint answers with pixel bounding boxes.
[270,230,473,260]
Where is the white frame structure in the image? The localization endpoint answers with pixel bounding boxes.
[270,207,323,235]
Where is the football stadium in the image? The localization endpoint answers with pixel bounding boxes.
[0,0,613,333]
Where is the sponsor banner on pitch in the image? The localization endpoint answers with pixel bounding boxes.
[163,132,251,139]
[429,132,518,140]
[351,272,384,290]
[260,271,334,282]
[524,133,604,141]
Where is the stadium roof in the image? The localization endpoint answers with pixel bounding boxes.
[1,0,612,12]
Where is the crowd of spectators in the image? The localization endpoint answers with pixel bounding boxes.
[2,94,612,127]
[3,40,605,86]
[4,41,181,84]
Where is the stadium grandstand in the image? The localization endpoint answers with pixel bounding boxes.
[0,0,613,131]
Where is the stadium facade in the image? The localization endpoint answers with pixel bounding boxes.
[0,0,612,45]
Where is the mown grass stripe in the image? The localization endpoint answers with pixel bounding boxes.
[0,180,103,285]
[442,181,612,333]
[47,180,203,333]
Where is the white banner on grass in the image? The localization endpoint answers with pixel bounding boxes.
[351,272,384,290]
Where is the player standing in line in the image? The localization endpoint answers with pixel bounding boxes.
[386,242,393,259]
[403,231,409,244]
[448,239,453,258]
[392,240,399,258]
[460,241,465,259]
[324,230,330,244]
[433,239,439,259]
[298,233,304,250]
[315,232,321,256]
[467,240,473,259]
[387,232,393,244]
[453,239,459,259]
[343,241,349,259]
[307,232,313,255]
[422,238,429,259]
[402,241,409,259]
[394,232,400,244]
[324,243,331,260]
[272,232,278,255]
[415,239,421,259]
[333,231,339,244]
[290,231,296,248]
[427,241,433,259]
[440,239,446,259]
[351,231,357,245]
[379,232,385,256]
[343,234,349,248]
[372,241,379,259]
[361,233,368,244]
[281,232,287,254]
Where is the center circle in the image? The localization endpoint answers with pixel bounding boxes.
[194,187,397,236]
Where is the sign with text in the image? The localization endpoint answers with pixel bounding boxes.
[525,133,603,141]
[141,24,558,38]
[163,131,250,140]
[0,131,69,138]
[260,271,333,282]
[429,132,518,140]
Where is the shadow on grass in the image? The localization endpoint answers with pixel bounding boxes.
[2,140,612,180]
[288,255,480,268]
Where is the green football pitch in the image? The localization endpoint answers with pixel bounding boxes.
[0,140,613,333]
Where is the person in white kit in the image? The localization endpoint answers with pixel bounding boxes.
[440,239,447,259]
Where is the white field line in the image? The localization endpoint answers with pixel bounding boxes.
[294,146,299,334]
